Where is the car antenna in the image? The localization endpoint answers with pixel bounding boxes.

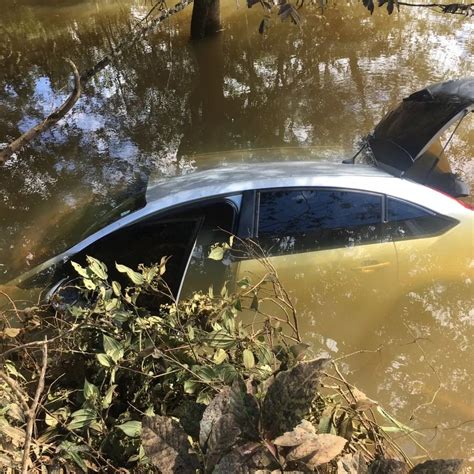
[343,142,367,164]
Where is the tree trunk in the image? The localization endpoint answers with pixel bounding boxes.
[191,0,221,40]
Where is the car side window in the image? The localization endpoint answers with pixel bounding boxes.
[386,198,456,240]
[74,213,203,305]
[257,189,382,256]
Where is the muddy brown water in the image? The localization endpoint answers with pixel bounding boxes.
[0,0,473,464]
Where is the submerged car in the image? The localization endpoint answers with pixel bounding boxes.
[7,78,474,320]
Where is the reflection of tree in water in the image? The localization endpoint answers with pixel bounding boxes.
[311,279,474,460]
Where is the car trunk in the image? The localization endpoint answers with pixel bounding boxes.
[367,78,473,198]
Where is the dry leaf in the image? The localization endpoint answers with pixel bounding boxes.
[273,420,317,447]
[336,452,367,473]
[351,388,378,412]
[2,327,21,338]
[287,433,347,468]
[262,358,330,439]
[141,415,200,474]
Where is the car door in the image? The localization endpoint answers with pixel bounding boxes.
[65,199,238,308]
[233,188,399,343]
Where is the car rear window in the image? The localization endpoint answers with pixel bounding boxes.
[257,189,382,255]
[386,198,456,239]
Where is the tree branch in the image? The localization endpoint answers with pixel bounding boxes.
[398,1,473,15]
[0,0,194,165]
[21,337,48,474]
[0,59,81,164]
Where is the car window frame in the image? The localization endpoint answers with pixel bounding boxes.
[382,195,459,241]
[176,196,242,299]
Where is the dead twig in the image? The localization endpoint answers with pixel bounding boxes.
[21,337,48,474]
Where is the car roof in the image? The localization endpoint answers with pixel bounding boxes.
[146,161,391,202]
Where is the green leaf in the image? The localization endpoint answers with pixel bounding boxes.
[83,278,96,291]
[105,298,119,312]
[290,342,310,360]
[83,379,99,400]
[117,420,142,437]
[184,379,199,394]
[195,365,217,383]
[102,384,117,409]
[196,390,214,404]
[96,353,112,367]
[112,280,121,296]
[208,246,225,261]
[255,344,274,366]
[376,406,420,435]
[213,348,227,365]
[242,349,255,369]
[86,256,108,280]
[45,412,58,427]
[58,441,88,472]
[204,330,236,349]
[103,335,124,363]
[4,360,26,381]
[237,277,250,288]
[214,364,238,384]
[159,256,168,275]
[68,408,97,430]
[115,263,145,285]
[71,261,89,279]
[233,299,242,312]
[112,311,130,324]
[250,294,259,311]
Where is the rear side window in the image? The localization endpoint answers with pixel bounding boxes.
[257,189,382,255]
[386,198,456,240]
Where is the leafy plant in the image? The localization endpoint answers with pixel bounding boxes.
[0,257,464,472]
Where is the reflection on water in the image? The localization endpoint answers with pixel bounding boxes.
[0,0,473,462]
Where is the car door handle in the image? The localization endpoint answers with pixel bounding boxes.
[353,261,391,273]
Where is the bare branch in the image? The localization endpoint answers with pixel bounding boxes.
[0,59,81,164]
[397,1,473,15]
[21,337,48,474]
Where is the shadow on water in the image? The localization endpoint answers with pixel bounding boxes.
[0,0,473,462]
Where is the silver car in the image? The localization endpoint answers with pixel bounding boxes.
[8,78,473,313]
